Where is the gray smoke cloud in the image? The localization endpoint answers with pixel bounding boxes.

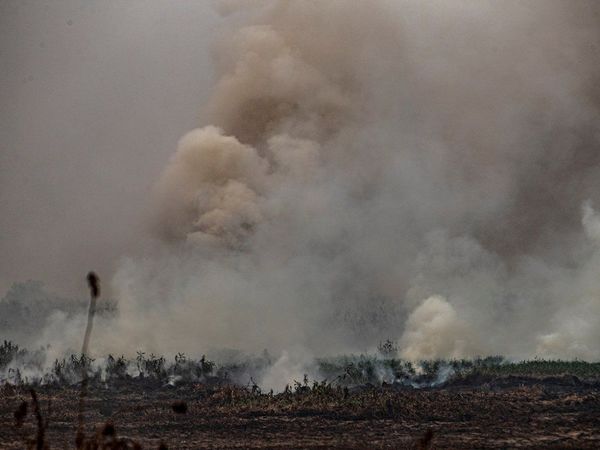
[0,0,218,295]
[4,1,600,366]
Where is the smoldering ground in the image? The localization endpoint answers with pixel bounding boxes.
[3,1,600,386]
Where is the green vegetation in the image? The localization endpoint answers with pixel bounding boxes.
[2,340,600,387]
[470,359,600,378]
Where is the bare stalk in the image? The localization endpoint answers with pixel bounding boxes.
[76,271,100,448]
[81,272,99,356]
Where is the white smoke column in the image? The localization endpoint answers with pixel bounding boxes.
[400,295,478,360]
[29,1,600,362]
[260,349,316,392]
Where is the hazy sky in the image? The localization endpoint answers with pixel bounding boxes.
[3,1,600,362]
[0,1,219,296]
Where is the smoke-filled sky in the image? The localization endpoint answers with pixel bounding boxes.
[0,1,218,295]
[3,1,600,362]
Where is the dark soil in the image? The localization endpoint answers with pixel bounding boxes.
[2,376,600,449]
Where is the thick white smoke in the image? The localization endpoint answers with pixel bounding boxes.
[27,1,600,367]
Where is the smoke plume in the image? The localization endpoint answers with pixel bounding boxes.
[6,1,600,366]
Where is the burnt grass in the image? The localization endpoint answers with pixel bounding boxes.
[2,375,600,449]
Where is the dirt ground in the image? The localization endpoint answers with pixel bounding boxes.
[2,377,600,449]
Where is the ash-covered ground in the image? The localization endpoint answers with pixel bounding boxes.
[2,343,600,449]
[2,372,600,449]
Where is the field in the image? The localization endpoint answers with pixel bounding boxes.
[2,343,600,449]
[2,375,600,448]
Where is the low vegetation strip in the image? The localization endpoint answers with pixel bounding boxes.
[3,340,600,389]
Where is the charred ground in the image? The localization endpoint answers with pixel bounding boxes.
[2,344,600,449]
[2,374,600,449]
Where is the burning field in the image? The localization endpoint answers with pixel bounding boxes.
[2,348,600,448]
[2,341,600,449]
[3,0,600,448]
